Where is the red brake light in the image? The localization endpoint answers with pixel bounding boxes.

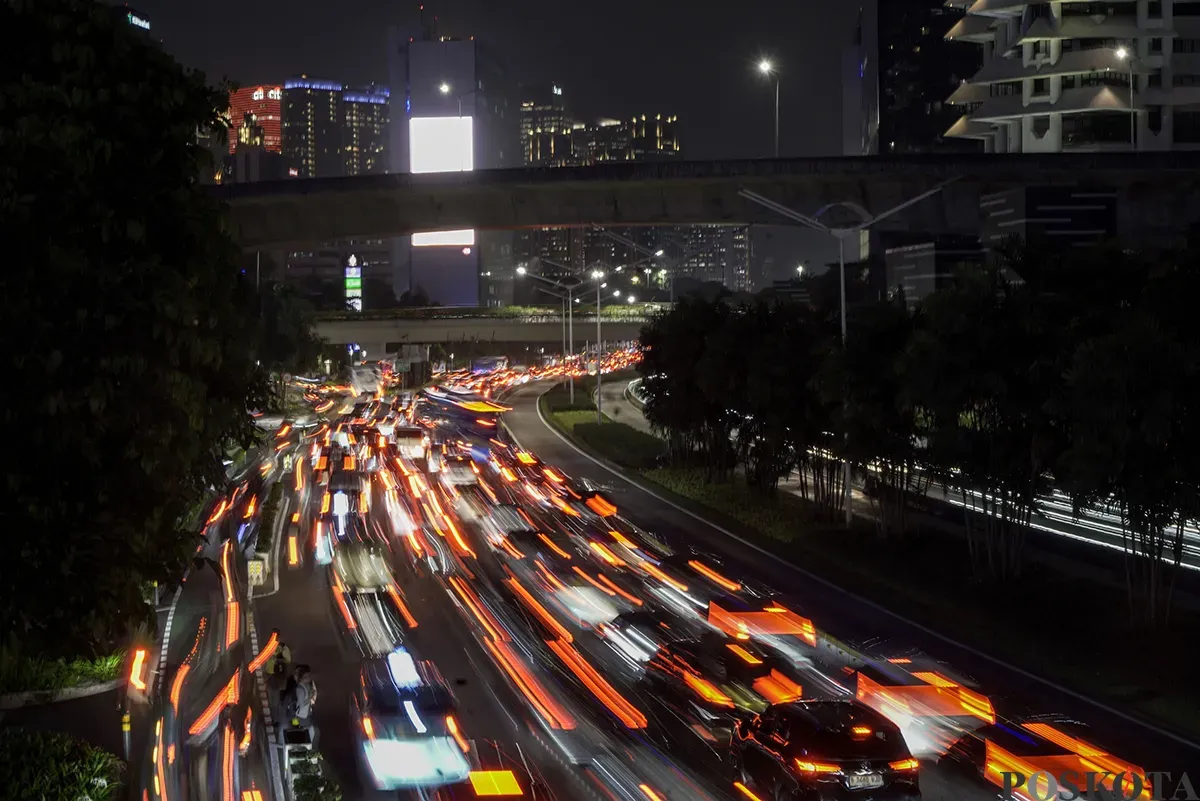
[795,759,841,774]
[889,758,919,771]
[851,725,872,737]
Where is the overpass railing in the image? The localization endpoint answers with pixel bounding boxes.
[314,305,664,324]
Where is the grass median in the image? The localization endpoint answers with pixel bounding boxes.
[643,466,1200,739]
[539,383,666,470]
[0,651,124,695]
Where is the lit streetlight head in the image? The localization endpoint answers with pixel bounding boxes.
[591,270,604,279]
[439,82,451,94]
[758,60,773,75]
[516,266,527,275]
[627,295,636,303]
[1116,46,1129,59]
[613,290,621,297]
[796,264,805,276]
[655,249,665,257]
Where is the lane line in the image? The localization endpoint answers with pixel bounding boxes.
[246,607,286,801]
[155,583,185,695]
[509,384,1200,754]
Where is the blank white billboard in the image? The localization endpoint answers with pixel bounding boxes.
[409,116,474,174]
[412,229,475,247]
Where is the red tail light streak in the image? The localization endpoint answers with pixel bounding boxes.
[546,638,647,728]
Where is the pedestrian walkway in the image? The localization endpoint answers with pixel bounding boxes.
[595,380,658,437]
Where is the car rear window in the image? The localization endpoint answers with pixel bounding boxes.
[785,703,910,761]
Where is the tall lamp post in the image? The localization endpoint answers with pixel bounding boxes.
[758,60,780,158]
[438,82,474,117]
[739,177,960,527]
[1115,45,1139,148]
[591,270,605,424]
[517,265,581,403]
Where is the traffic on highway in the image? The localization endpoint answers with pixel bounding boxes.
[134,353,1182,801]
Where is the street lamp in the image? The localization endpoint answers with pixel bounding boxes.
[1115,46,1138,148]
[516,262,581,402]
[591,270,605,424]
[796,264,805,277]
[438,81,471,117]
[758,59,780,158]
[739,177,960,527]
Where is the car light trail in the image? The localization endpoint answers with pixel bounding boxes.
[573,566,617,596]
[545,637,648,728]
[386,583,419,628]
[639,785,666,801]
[505,577,574,642]
[641,561,688,593]
[589,542,625,566]
[221,721,236,801]
[189,671,239,736]
[129,647,148,691]
[537,533,571,559]
[449,576,510,642]
[596,573,643,606]
[482,637,577,730]
[155,718,169,801]
[170,664,190,712]
[734,782,765,801]
[687,559,741,592]
[247,631,279,673]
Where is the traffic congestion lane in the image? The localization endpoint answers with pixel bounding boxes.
[254,452,597,800]
[500,382,1200,776]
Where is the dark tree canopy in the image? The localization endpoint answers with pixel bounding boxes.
[1,0,271,658]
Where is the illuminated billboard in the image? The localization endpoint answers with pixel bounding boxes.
[409,116,474,174]
[345,255,363,312]
[228,86,283,154]
[412,230,475,247]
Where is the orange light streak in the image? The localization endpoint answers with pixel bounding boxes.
[687,559,741,592]
[129,648,148,691]
[596,573,643,606]
[446,714,470,753]
[222,722,236,801]
[243,495,257,518]
[546,638,647,728]
[609,530,639,551]
[543,468,564,483]
[639,786,666,801]
[727,643,762,665]
[589,542,624,566]
[682,671,735,708]
[537,533,571,559]
[734,783,766,801]
[482,637,577,730]
[752,670,804,704]
[387,583,419,628]
[239,707,253,753]
[220,540,235,603]
[449,576,509,642]
[585,496,618,517]
[443,516,476,557]
[572,566,616,596]
[208,499,228,524]
[506,577,574,641]
[224,602,240,648]
[189,671,239,736]
[170,664,190,711]
[287,535,298,566]
[642,561,688,592]
[247,631,279,673]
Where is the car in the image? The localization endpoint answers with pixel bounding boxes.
[732,699,921,801]
[352,648,472,791]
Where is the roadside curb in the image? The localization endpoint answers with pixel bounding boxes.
[506,383,1200,754]
[0,678,124,711]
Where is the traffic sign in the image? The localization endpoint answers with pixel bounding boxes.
[248,559,265,586]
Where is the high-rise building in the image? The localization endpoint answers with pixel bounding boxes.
[228,85,282,155]
[570,115,681,164]
[943,0,1200,153]
[343,85,390,176]
[386,26,516,307]
[843,1,979,155]
[520,83,573,167]
[283,77,344,179]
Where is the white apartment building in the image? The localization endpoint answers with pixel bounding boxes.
[944,0,1200,152]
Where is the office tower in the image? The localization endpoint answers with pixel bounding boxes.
[228,86,283,155]
[843,1,979,156]
[343,85,390,176]
[520,83,573,167]
[282,77,344,179]
[944,0,1200,153]
[386,26,516,307]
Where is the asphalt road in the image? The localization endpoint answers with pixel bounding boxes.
[502,382,1200,778]
[253,444,597,801]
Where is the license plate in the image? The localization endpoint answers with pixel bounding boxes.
[847,773,884,790]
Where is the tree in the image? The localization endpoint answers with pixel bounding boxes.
[904,260,1061,581]
[1057,249,1200,627]
[0,0,271,659]
[819,295,928,537]
[260,281,324,388]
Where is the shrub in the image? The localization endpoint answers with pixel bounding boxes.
[257,480,285,555]
[0,729,123,801]
[574,422,666,469]
[0,646,123,694]
[292,753,343,801]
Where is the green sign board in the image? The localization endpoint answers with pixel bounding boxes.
[344,277,362,290]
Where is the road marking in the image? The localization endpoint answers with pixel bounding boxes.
[246,608,286,801]
[511,385,1200,754]
[155,583,185,695]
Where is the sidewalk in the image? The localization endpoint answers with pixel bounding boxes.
[594,381,657,437]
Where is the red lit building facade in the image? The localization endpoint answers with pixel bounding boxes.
[227,86,282,155]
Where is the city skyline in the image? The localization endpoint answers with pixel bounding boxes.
[123,0,861,161]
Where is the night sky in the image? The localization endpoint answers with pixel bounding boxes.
[133,0,857,162]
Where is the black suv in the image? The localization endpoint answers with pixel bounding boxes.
[733,700,921,801]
